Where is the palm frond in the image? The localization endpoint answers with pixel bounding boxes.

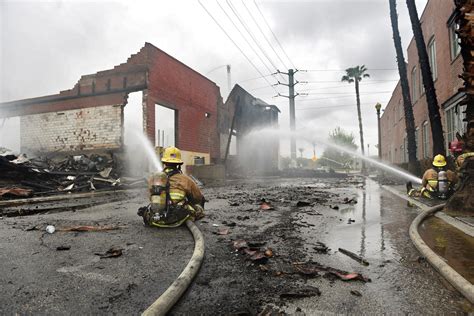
[341,75,354,83]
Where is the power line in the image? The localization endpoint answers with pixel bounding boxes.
[297,95,387,102]
[300,82,399,91]
[198,0,278,93]
[226,0,287,83]
[216,1,277,80]
[301,68,397,72]
[297,101,390,111]
[240,0,289,70]
[253,0,296,69]
[302,79,398,83]
[249,85,275,91]
[303,91,393,95]
[240,73,276,82]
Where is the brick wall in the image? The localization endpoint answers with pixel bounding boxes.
[1,42,222,159]
[380,0,463,163]
[20,104,123,153]
[143,44,222,162]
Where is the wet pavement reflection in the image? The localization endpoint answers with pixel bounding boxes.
[419,216,474,283]
[294,178,472,313]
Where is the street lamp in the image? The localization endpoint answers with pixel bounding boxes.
[375,103,382,159]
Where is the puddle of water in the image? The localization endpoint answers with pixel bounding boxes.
[309,178,395,261]
[418,216,474,283]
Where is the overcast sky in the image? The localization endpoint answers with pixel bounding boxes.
[0,0,427,157]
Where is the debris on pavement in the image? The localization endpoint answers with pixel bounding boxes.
[343,197,357,204]
[338,248,369,266]
[330,205,339,210]
[350,290,362,297]
[258,305,285,316]
[215,227,230,235]
[259,201,274,211]
[232,239,273,264]
[296,201,312,207]
[0,152,143,199]
[292,261,370,282]
[347,218,355,224]
[233,239,248,250]
[313,241,330,254]
[45,225,56,234]
[280,286,321,299]
[236,215,250,221]
[222,221,236,227]
[95,247,123,259]
[57,225,123,232]
[0,187,33,198]
[56,245,71,251]
[264,248,273,258]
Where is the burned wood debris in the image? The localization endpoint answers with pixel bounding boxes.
[0,151,144,199]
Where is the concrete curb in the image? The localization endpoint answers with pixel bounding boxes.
[142,220,205,316]
[381,185,474,237]
[409,204,474,304]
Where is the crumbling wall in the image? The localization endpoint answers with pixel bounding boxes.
[223,85,280,175]
[20,104,123,153]
[144,43,222,162]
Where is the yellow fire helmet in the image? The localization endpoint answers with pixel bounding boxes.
[432,154,447,167]
[161,146,183,164]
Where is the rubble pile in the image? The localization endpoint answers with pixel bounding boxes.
[0,150,144,199]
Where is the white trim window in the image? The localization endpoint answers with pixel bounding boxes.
[450,23,461,60]
[445,103,466,146]
[404,136,408,163]
[415,127,419,158]
[411,67,418,101]
[422,121,430,159]
[419,64,425,95]
[428,37,438,80]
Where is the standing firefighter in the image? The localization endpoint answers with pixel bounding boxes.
[138,146,205,227]
[407,154,458,199]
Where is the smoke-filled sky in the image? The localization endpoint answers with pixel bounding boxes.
[0,0,427,157]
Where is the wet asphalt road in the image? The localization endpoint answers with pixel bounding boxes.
[0,177,472,314]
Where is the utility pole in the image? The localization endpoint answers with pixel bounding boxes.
[276,69,299,160]
[375,103,382,159]
[226,64,232,93]
[289,69,296,160]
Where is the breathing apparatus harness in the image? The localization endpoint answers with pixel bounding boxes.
[145,168,191,227]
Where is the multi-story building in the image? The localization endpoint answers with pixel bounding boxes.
[380,0,465,164]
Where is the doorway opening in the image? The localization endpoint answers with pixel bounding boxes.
[155,104,176,148]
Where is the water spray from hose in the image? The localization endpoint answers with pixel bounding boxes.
[246,127,423,184]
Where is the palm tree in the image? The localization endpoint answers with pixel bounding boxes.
[298,148,304,158]
[389,0,419,174]
[342,65,370,173]
[406,0,445,155]
[445,0,474,213]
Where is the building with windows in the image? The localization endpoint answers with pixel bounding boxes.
[380,0,465,164]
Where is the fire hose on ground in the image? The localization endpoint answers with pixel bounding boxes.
[409,204,474,304]
[142,220,205,316]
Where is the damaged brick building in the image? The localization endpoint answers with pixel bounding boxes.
[1,43,221,166]
[221,84,280,175]
[0,42,279,175]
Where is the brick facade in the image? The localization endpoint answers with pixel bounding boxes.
[381,0,464,164]
[0,43,223,161]
[143,44,222,162]
[20,105,122,153]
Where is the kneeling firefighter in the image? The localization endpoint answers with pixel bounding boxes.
[407,154,458,199]
[138,146,205,227]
